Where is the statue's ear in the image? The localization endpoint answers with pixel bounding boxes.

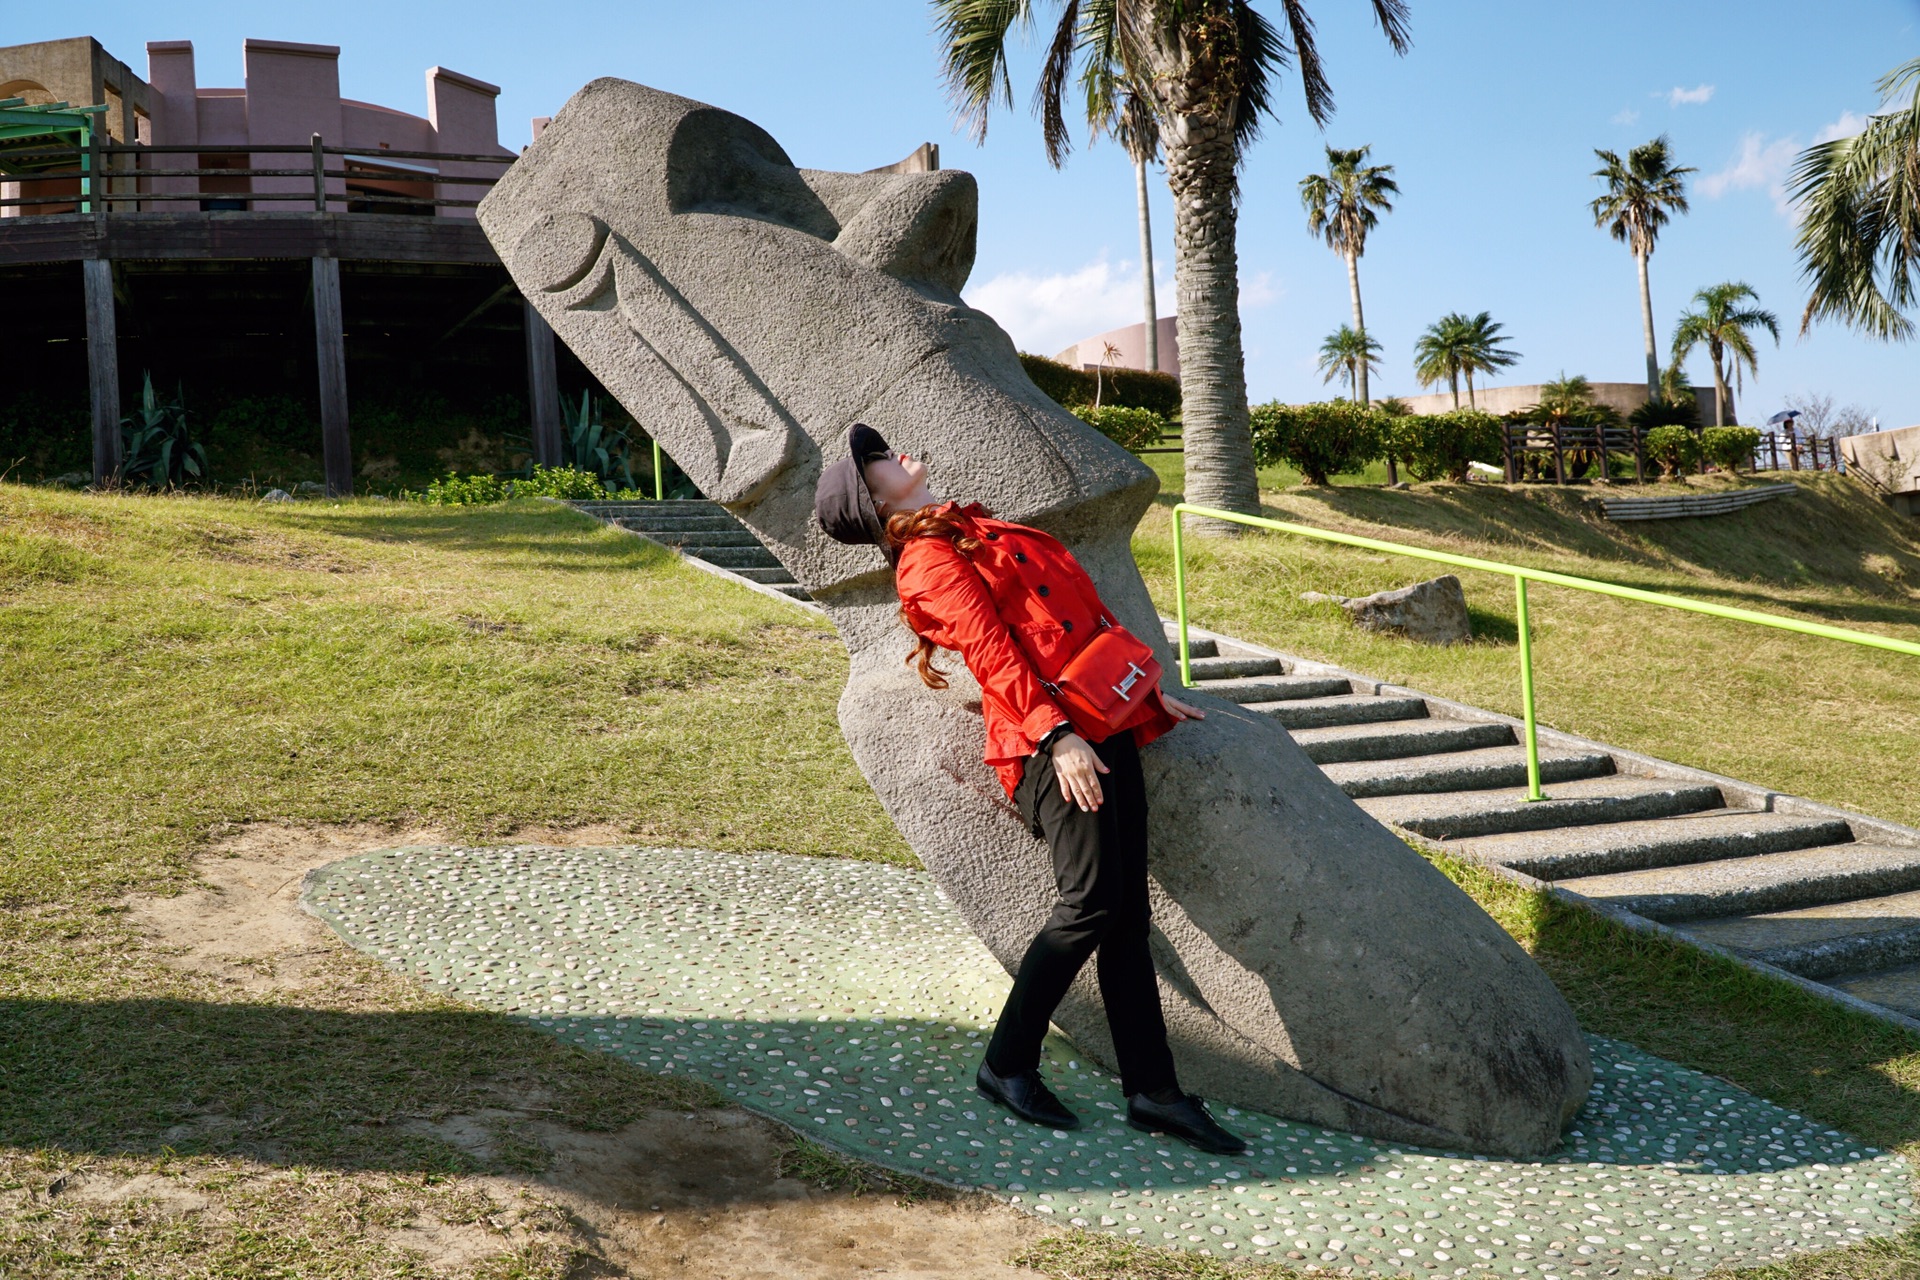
[515,212,800,506]
[807,170,978,296]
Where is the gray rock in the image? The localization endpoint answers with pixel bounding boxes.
[294,480,327,495]
[50,471,90,489]
[261,488,293,503]
[1305,575,1473,645]
[479,79,1590,1157]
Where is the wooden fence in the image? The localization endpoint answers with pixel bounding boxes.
[0,135,513,216]
[1502,422,1845,483]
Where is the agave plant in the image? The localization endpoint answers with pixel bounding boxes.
[560,391,637,492]
[119,372,207,488]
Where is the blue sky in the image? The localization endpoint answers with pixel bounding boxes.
[28,0,1920,426]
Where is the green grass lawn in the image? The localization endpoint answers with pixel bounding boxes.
[6,480,1920,1278]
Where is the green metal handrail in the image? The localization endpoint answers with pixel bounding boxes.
[1170,502,1920,801]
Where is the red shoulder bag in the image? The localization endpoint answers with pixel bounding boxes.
[1039,616,1164,734]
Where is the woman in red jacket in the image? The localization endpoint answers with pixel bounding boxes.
[815,424,1245,1155]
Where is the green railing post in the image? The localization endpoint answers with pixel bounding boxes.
[1172,506,1193,687]
[1514,575,1544,801]
[78,124,91,214]
[652,438,664,502]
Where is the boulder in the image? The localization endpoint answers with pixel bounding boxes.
[1305,574,1473,645]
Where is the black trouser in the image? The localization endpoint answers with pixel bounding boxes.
[983,731,1180,1098]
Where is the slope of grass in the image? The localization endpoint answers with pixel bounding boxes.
[1136,461,1920,827]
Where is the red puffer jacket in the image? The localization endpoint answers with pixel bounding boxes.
[894,502,1176,798]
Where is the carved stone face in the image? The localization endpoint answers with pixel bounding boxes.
[482,79,1593,1159]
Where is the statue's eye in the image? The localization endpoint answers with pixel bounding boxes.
[515,212,609,294]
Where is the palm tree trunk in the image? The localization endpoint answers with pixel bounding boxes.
[1164,117,1258,528]
[1346,250,1367,407]
[1135,154,1159,376]
[1711,347,1729,428]
[1466,369,1477,410]
[1636,248,1659,401]
[1450,375,1460,410]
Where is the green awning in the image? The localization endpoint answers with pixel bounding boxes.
[0,98,107,175]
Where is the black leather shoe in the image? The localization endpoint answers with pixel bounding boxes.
[1127,1092,1248,1155]
[976,1061,1080,1130]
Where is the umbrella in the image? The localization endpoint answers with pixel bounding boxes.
[1767,409,1802,425]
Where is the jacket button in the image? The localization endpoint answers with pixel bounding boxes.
[985,531,999,540]
[1036,584,1050,597]
[1062,618,1073,632]
[1014,551,1027,563]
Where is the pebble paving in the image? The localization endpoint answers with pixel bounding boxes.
[304,845,1912,1275]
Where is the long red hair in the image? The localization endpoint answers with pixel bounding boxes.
[887,503,991,689]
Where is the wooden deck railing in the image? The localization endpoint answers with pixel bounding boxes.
[0,134,514,216]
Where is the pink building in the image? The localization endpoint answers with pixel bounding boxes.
[1053,316,1180,379]
[141,38,510,216]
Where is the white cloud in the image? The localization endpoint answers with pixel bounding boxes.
[1668,84,1715,106]
[1700,131,1800,215]
[964,255,1191,357]
[1612,107,1641,126]
[1814,109,1869,143]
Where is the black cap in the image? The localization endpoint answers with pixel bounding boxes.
[814,423,898,561]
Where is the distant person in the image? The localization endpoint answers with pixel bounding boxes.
[814,423,1245,1156]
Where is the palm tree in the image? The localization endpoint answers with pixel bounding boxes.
[1090,85,1165,374]
[1790,57,1920,341]
[1413,313,1470,408]
[1669,283,1780,427]
[1300,145,1398,407]
[1453,310,1520,409]
[1591,136,1695,400]
[935,0,1412,526]
[1317,324,1382,399]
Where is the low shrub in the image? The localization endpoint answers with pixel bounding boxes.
[514,464,610,499]
[1629,396,1699,431]
[1389,409,1503,482]
[1701,426,1761,475]
[120,373,208,488]
[1069,404,1169,452]
[1249,400,1385,485]
[406,473,512,505]
[1018,353,1182,418]
[1643,425,1703,479]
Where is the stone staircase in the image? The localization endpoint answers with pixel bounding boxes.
[1167,619,1920,1032]
[571,499,812,603]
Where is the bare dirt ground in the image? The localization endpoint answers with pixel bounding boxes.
[119,822,1046,1278]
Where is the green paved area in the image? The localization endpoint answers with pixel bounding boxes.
[304,844,1914,1277]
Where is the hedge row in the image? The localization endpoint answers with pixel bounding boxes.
[1249,401,1504,484]
[1019,353,1183,418]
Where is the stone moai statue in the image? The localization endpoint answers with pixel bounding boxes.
[480,79,1592,1157]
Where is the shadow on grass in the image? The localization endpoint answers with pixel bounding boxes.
[303,502,682,573]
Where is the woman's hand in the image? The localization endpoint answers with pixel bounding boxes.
[1162,692,1208,722]
[1050,733,1109,812]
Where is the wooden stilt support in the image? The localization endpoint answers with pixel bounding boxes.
[83,257,121,485]
[524,299,563,467]
[312,256,352,497]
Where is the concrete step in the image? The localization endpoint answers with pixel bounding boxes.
[731,566,801,585]
[643,529,763,549]
[770,583,813,601]
[1289,717,1512,765]
[1186,655,1288,680]
[1249,693,1430,731]
[1446,810,1857,881]
[1322,744,1616,799]
[1673,885,1920,980]
[616,515,742,534]
[1558,842,1920,922]
[688,546,785,571]
[1826,962,1920,1020]
[1161,631,1220,659]
[1358,776,1725,841]
[1190,675,1357,704]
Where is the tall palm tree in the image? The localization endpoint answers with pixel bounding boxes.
[1317,323,1382,399]
[1090,85,1165,373]
[1453,310,1520,409]
[1669,283,1780,427]
[1591,136,1694,400]
[935,0,1412,525]
[1790,57,1920,341]
[1413,313,1469,408]
[1300,144,1397,408]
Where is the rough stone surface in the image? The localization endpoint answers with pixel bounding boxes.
[304,843,1913,1276]
[477,79,1592,1157]
[1304,575,1473,646]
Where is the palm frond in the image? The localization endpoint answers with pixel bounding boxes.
[935,0,1034,143]
[1035,0,1083,166]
